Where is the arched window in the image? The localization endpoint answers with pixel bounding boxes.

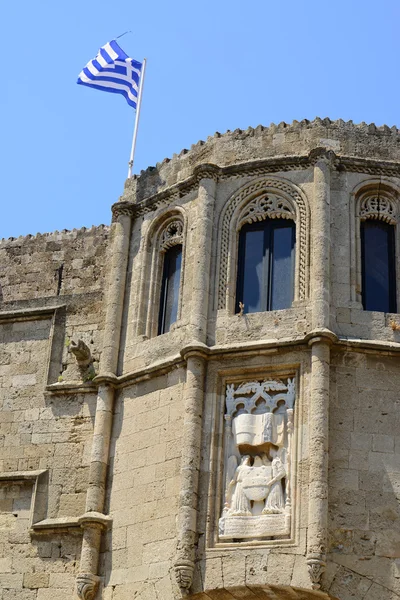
[217,178,309,313]
[361,220,396,312]
[235,218,295,313]
[356,185,398,313]
[158,244,182,334]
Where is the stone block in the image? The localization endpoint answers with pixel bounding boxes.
[23,572,50,589]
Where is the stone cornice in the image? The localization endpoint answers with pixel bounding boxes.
[108,334,400,389]
[120,154,400,220]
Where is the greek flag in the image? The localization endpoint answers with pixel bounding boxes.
[77,41,142,108]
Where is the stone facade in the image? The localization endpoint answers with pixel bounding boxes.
[1,118,400,600]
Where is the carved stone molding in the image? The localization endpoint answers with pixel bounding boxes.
[159,219,184,251]
[359,193,397,224]
[174,559,195,591]
[186,586,337,600]
[306,554,326,590]
[76,573,100,600]
[218,177,309,309]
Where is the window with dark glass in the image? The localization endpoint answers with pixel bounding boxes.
[158,244,182,334]
[235,219,295,314]
[361,220,396,312]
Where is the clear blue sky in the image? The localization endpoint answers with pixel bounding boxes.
[1,0,399,238]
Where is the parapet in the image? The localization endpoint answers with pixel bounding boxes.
[123,117,400,204]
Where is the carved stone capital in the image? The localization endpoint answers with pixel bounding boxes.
[76,573,100,600]
[193,163,220,182]
[308,147,339,167]
[78,511,113,530]
[174,559,195,591]
[111,201,135,221]
[306,554,326,590]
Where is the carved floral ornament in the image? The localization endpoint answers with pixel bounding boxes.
[159,219,184,251]
[359,192,397,224]
[219,378,295,542]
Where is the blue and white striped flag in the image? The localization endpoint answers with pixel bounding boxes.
[77,40,143,108]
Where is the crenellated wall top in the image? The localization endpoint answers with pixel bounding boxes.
[121,117,400,207]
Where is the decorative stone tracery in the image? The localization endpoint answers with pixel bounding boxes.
[217,177,309,310]
[159,219,184,251]
[219,377,295,541]
[359,191,397,224]
[237,193,296,229]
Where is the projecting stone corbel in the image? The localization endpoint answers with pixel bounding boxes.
[307,553,327,590]
[70,339,96,382]
[174,559,195,592]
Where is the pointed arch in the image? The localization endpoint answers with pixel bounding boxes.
[216,177,310,312]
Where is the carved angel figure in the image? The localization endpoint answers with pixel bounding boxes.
[262,447,286,514]
[227,455,252,516]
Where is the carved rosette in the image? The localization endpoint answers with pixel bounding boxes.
[76,573,100,600]
[159,220,184,251]
[306,554,326,590]
[174,559,195,591]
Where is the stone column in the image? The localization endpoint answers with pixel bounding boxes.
[76,203,133,600]
[175,351,206,593]
[306,150,335,589]
[101,205,133,377]
[190,164,218,344]
[311,150,333,331]
[307,336,331,589]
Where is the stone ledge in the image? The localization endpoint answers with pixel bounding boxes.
[45,382,98,395]
[30,517,81,534]
[0,304,64,323]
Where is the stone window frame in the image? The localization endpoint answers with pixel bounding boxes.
[351,180,400,310]
[216,176,310,313]
[138,210,187,339]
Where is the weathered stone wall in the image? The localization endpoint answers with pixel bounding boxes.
[0,226,109,599]
[327,350,400,599]
[100,370,186,600]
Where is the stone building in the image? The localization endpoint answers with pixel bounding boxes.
[1,118,400,600]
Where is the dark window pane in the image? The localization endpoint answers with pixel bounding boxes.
[158,245,182,334]
[241,228,265,313]
[362,221,396,312]
[270,224,295,310]
[236,218,295,314]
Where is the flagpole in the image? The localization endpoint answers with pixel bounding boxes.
[128,57,147,178]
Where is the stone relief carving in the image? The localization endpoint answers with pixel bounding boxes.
[159,220,183,251]
[359,193,397,224]
[219,378,295,541]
